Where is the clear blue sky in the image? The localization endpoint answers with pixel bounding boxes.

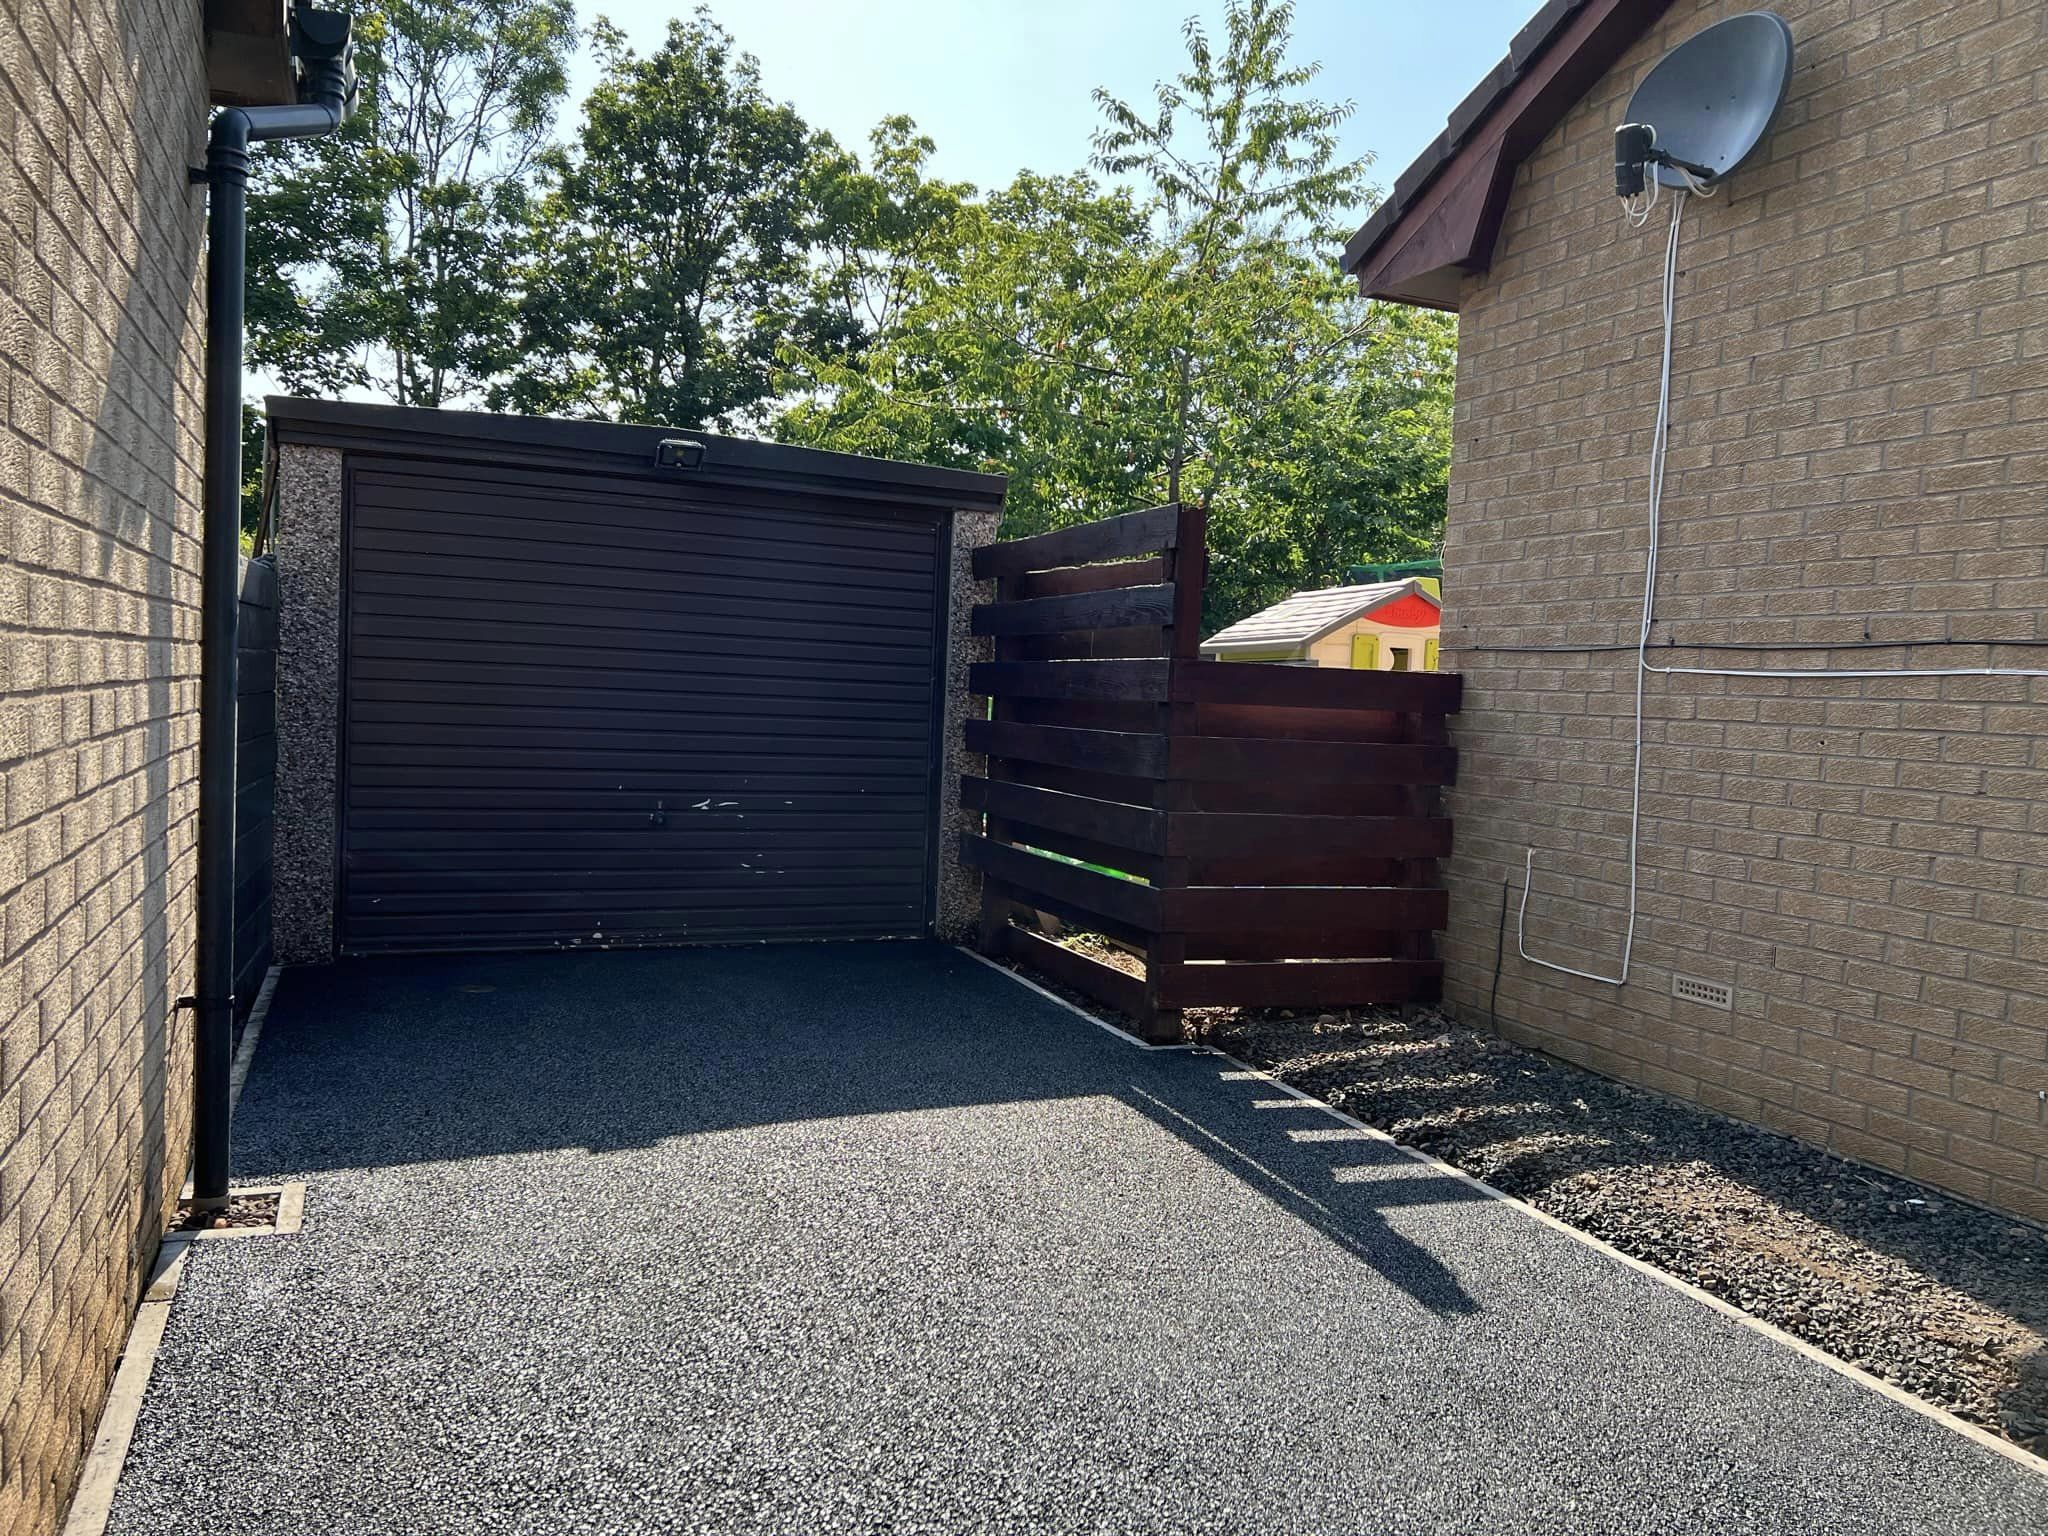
[565,1,1537,211]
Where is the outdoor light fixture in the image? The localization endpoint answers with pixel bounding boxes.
[655,438,707,470]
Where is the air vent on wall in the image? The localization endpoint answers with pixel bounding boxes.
[1672,974,1733,1011]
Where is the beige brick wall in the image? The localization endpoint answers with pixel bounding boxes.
[1440,0,2048,1222]
[0,2,209,1531]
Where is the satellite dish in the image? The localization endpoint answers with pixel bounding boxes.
[1615,11,1794,194]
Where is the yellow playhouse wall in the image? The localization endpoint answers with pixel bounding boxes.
[1306,615,1442,670]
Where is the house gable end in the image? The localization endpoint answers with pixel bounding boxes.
[1342,0,1676,310]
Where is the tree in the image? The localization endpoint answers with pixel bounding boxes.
[241,405,267,550]
[803,117,975,363]
[778,0,1457,628]
[1088,0,1372,508]
[494,11,826,429]
[779,165,1159,507]
[247,0,577,406]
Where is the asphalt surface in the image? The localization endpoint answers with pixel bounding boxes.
[109,943,2048,1534]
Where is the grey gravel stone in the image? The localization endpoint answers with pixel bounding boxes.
[107,943,2048,1534]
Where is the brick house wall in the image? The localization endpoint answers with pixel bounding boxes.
[0,2,210,1530]
[1439,0,2048,1223]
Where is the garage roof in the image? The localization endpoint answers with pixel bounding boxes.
[1202,579,1439,655]
[265,398,1008,514]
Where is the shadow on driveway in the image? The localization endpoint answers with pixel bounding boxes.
[238,942,1483,1317]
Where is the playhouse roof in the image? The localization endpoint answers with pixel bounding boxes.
[1202,579,1441,655]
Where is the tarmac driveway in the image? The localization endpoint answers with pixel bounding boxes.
[108,942,2047,1534]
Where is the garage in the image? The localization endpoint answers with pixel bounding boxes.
[265,400,1005,958]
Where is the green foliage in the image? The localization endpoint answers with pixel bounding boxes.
[247,0,577,405]
[241,404,267,552]
[493,10,826,428]
[805,117,975,365]
[776,0,1455,628]
[242,0,1456,631]
[778,168,1162,508]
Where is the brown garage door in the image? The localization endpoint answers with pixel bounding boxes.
[338,457,946,953]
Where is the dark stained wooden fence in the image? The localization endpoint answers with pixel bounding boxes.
[234,555,278,1020]
[959,503,1460,1041]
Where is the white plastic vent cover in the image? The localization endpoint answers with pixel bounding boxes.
[1672,974,1733,1011]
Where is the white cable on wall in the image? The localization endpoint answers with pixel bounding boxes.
[1515,192,1684,986]
[1517,189,2048,989]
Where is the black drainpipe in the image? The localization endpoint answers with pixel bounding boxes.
[189,10,358,1210]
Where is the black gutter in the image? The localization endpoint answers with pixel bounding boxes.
[189,9,358,1211]
[263,396,1010,511]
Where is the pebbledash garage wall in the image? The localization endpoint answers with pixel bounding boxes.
[1349,0,2048,1223]
[265,399,1003,963]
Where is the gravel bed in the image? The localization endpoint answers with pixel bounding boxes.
[1208,1001,2048,1454]
[174,1191,281,1232]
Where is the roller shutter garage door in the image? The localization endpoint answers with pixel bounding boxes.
[339,458,945,953]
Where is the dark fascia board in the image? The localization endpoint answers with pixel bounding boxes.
[205,0,296,107]
[264,397,1008,514]
[1342,0,1673,310]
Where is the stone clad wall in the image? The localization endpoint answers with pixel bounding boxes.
[935,508,997,941]
[1439,0,2048,1221]
[271,443,344,967]
[0,3,210,1529]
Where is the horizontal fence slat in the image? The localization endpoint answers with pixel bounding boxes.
[1185,702,1404,742]
[965,720,1166,778]
[959,834,1162,932]
[997,629,1168,662]
[961,777,1165,855]
[1168,737,1458,785]
[1191,853,1405,888]
[1164,885,1448,933]
[999,760,1163,809]
[1006,698,1166,734]
[1180,781,1421,816]
[1185,928,1407,962]
[970,660,1170,702]
[973,584,1175,638]
[1157,959,1444,1009]
[996,924,1148,1018]
[1012,557,1168,601]
[972,504,1180,580]
[1169,813,1452,861]
[1172,658,1462,715]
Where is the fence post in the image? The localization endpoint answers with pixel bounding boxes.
[975,563,1019,956]
[1136,501,1207,1041]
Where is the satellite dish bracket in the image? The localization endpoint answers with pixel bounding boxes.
[1614,124,1720,198]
